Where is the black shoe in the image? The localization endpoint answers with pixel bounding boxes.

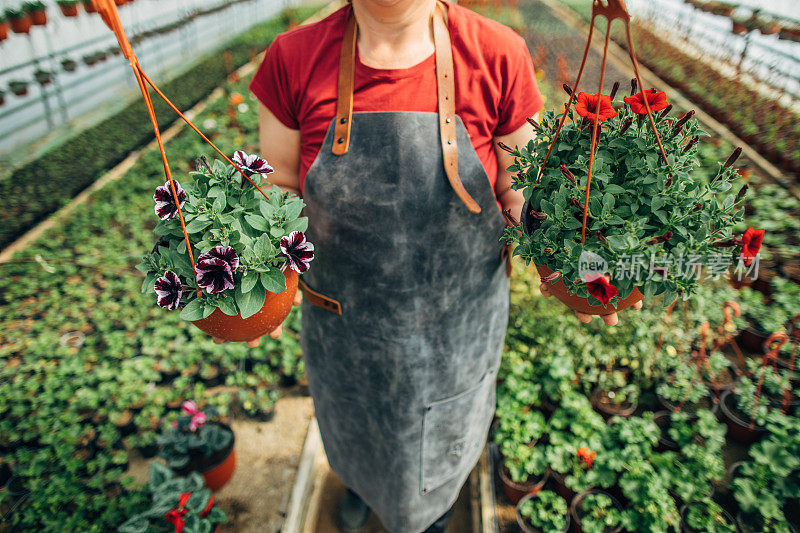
[337,488,371,533]
[424,505,454,533]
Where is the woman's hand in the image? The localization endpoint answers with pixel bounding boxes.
[539,282,643,326]
[212,291,303,348]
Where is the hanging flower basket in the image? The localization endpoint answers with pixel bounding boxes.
[502,0,754,317]
[57,0,80,17]
[81,0,97,13]
[0,18,8,41]
[33,69,53,86]
[61,57,78,72]
[7,10,33,34]
[24,1,48,26]
[506,83,752,315]
[8,80,29,97]
[137,153,313,343]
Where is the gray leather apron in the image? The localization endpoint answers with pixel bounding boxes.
[298,4,509,531]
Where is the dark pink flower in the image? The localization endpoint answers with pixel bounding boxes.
[280,231,315,273]
[154,270,185,311]
[232,150,274,176]
[153,180,187,220]
[195,246,239,294]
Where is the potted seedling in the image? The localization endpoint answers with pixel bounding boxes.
[494,394,548,503]
[61,57,78,72]
[237,387,278,422]
[119,462,227,533]
[504,82,752,315]
[157,400,236,491]
[23,1,47,26]
[570,490,623,533]
[5,7,32,34]
[732,412,799,532]
[517,490,571,533]
[590,375,638,420]
[680,498,737,533]
[9,79,29,97]
[56,0,80,17]
[0,13,8,41]
[136,153,313,342]
[33,69,53,86]
[656,358,719,414]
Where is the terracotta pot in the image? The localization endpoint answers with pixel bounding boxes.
[718,389,766,444]
[570,489,624,533]
[521,197,644,316]
[9,15,33,34]
[732,22,748,35]
[500,464,548,505]
[59,4,80,17]
[201,445,236,492]
[192,269,298,342]
[516,492,572,533]
[537,264,644,316]
[0,21,8,41]
[82,1,97,13]
[29,9,47,26]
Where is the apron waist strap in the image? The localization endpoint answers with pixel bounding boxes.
[299,278,342,315]
[302,247,510,315]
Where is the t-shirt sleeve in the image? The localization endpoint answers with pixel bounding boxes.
[494,36,544,136]
[249,35,300,130]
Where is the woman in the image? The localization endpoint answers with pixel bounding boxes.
[240,0,634,531]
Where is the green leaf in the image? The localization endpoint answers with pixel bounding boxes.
[245,214,270,232]
[217,296,238,316]
[235,283,266,319]
[179,298,205,321]
[241,270,259,293]
[260,267,287,293]
[284,217,309,234]
[184,217,211,234]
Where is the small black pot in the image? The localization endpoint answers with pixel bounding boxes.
[680,502,738,533]
[718,390,767,444]
[570,489,624,533]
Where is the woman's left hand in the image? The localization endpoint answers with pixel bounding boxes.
[539,282,643,326]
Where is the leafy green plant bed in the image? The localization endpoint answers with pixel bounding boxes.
[0,42,309,533]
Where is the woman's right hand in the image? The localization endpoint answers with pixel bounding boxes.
[212,290,303,348]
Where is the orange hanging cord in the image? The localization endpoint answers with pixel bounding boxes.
[90,0,271,272]
[535,0,672,246]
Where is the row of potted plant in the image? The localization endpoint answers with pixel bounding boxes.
[495,264,798,531]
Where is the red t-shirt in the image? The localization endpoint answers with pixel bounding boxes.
[249,1,543,194]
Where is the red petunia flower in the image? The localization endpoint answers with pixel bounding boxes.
[164,493,192,533]
[623,88,669,115]
[740,227,765,266]
[576,446,596,468]
[585,273,619,306]
[574,92,617,122]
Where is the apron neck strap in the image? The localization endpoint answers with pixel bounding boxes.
[332,1,482,214]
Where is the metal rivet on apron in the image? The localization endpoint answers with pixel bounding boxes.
[337,138,344,144]
[447,139,453,145]
[445,117,451,124]
[340,117,347,124]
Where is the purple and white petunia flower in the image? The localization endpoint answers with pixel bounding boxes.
[280,231,315,273]
[232,150,274,177]
[195,246,239,294]
[154,270,185,311]
[153,180,187,221]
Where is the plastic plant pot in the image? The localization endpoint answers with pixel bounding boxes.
[537,264,645,317]
[9,81,29,97]
[718,389,767,444]
[570,489,624,533]
[516,491,572,533]
[191,269,298,342]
